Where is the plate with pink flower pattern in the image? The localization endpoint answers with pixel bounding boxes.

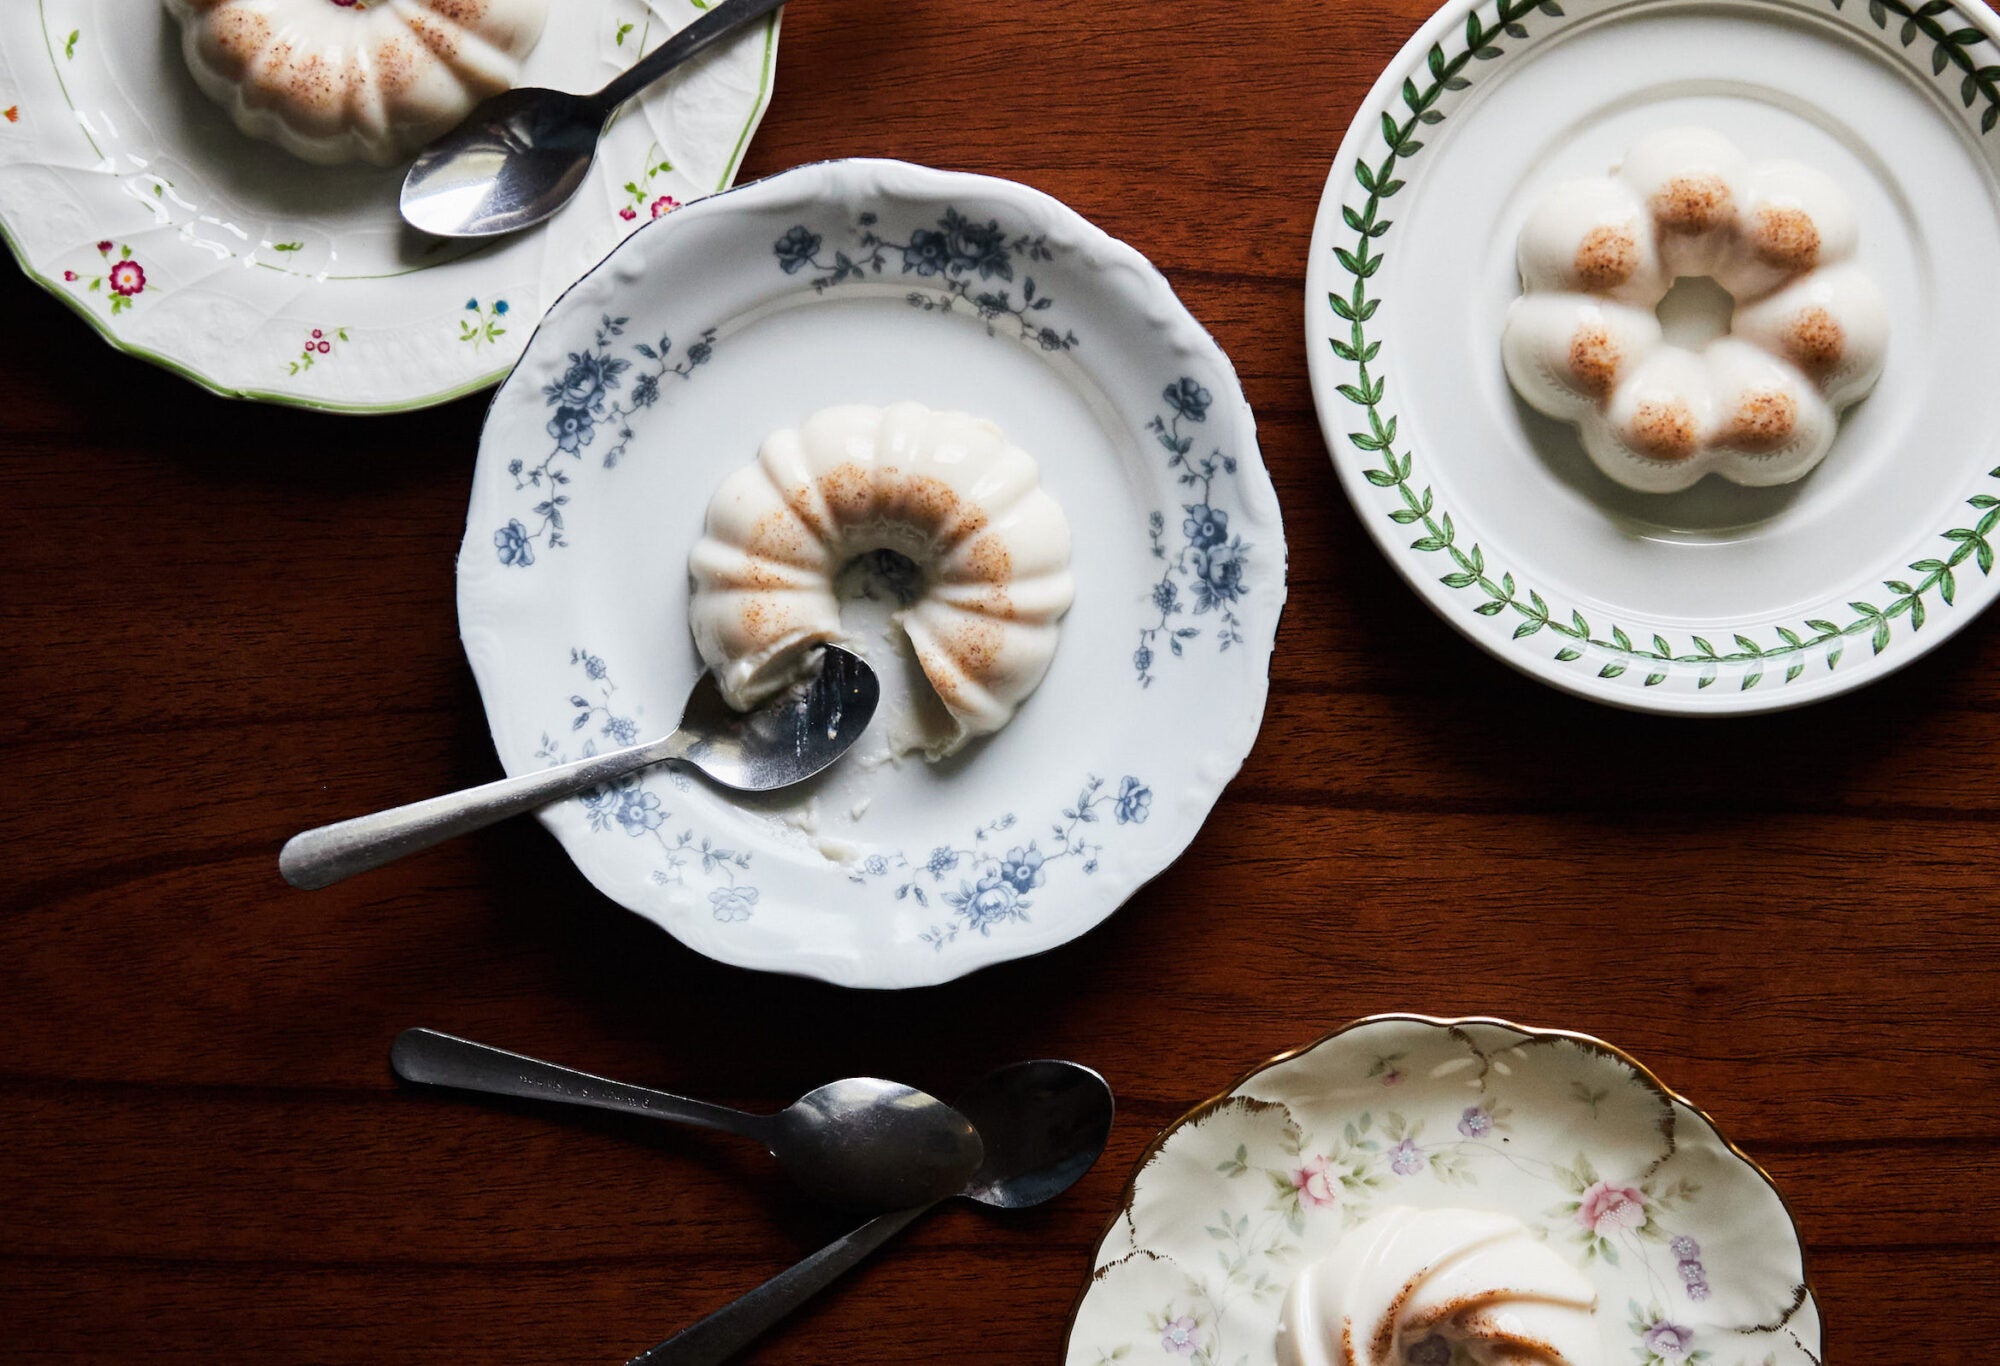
[1064,1015,1821,1366]
[0,0,779,413]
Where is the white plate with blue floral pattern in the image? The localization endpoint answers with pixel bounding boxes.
[0,0,778,413]
[1308,0,2000,712]
[1065,1015,1821,1366]
[456,158,1286,988]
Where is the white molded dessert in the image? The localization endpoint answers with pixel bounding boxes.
[687,402,1075,758]
[1502,127,1888,493]
[163,0,550,166]
[1277,1206,1599,1366]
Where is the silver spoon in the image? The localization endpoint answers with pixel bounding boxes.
[391,1028,984,1212]
[279,646,878,890]
[400,0,789,239]
[630,1060,1115,1366]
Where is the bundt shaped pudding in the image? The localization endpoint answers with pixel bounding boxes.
[163,0,549,166]
[1277,1206,1600,1366]
[1502,127,1888,493]
[687,403,1075,759]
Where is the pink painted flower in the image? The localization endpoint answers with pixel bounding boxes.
[1381,1066,1404,1086]
[1577,1180,1646,1234]
[63,270,76,281]
[618,206,638,221]
[650,194,680,218]
[107,258,146,297]
[1290,1155,1338,1209]
[311,328,323,339]
[96,239,113,254]
[316,340,330,353]
[1160,1316,1201,1355]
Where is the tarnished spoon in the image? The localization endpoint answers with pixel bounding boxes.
[392,1029,983,1211]
[279,646,877,890]
[400,0,789,238]
[630,1060,1115,1365]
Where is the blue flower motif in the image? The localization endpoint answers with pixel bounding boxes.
[863,854,889,876]
[902,227,952,276]
[1133,644,1153,675]
[494,518,534,567]
[686,339,713,367]
[709,885,759,922]
[1114,776,1151,825]
[950,864,1027,933]
[945,214,1011,280]
[1193,539,1248,606]
[773,225,821,273]
[549,350,614,411]
[998,844,1045,894]
[465,298,478,310]
[1182,503,1229,550]
[580,653,608,681]
[631,372,660,409]
[494,300,509,315]
[925,846,960,878]
[1163,377,1212,422]
[547,406,596,453]
[603,715,639,746]
[1151,579,1180,615]
[615,788,665,835]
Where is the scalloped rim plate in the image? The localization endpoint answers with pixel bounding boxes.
[456,158,1286,989]
[1064,1014,1822,1366]
[1307,0,2000,712]
[0,0,779,413]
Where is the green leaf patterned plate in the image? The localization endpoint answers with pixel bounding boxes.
[0,0,778,413]
[1306,0,2000,711]
[1064,1015,1820,1366]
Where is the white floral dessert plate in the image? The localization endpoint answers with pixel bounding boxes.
[0,1,779,413]
[1307,0,2000,712]
[1066,1015,1821,1366]
[456,159,1286,989]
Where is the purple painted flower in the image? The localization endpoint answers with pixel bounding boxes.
[1685,1279,1710,1302]
[1670,1235,1700,1260]
[1160,1316,1201,1356]
[1388,1137,1423,1175]
[1457,1105,1492,1138]
[1677,1259,1706,1286]
[1643,1320,1695,1359]
[1405,1334,1451,1366]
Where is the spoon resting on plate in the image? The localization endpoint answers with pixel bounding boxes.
[279,646,878,890]
[391,1029,983,1211]
[629,1059,1115,1365]
[399,0,790,239]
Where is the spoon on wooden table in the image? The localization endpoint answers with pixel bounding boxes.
[400,0,789,238]
[391,1028,984,1212]
[279,646,878,890]
[629,1059,1115,1365]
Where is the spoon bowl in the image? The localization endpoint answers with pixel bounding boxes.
[280,646,878,889]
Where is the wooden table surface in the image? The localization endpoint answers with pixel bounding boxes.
[6,0,1999,1361]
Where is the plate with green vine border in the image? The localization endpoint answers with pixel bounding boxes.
[1307,0,2000,712]
[454,159,1286,988]
[1063,1014,1821,1366]
[0,0,779,414]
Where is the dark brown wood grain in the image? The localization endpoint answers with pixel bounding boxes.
[3,0,1998,1360]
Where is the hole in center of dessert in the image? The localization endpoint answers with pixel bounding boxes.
[1653,275,1736,350]
[836,547,927,608]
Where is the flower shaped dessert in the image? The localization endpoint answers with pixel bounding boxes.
[1502,127,1888,492]
[163,0,550,166]
[687,402,1075,758]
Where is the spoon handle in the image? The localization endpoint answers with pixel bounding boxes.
[278,733,687,890]
[595,0,792,111]
[628,1205,932,1366]
[390,1029,768,1139]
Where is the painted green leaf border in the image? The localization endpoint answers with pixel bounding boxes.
[1330,0,2000,691]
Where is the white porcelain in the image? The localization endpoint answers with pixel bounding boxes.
[687,400,1075,758]
[1307,0,2000,712]
[162,0,551,167]
[0,0,779,412]
[457,159,1286,989]
[1066,1015,1821,1366]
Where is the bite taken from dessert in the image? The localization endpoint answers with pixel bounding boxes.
[162,0,550,166]
[687,402,1075,761]
[1502,126,1888,494]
